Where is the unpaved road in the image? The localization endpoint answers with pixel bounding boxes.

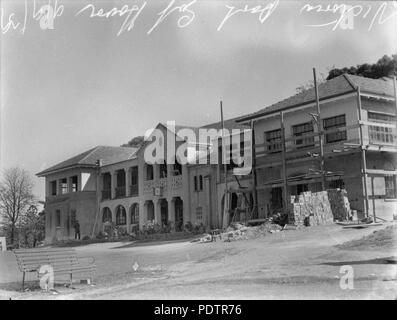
[1,224,396,299]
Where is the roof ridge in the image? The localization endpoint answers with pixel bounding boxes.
[343,73,358,90]
[79,145,101,164]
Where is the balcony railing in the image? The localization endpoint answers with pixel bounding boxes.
[102,189,111,200]
[115,186,126,198]
[254,120,397,167]
[130,184,139,197]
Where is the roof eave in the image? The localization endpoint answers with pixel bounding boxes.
[236,89,357,123]
[36,163,98,177]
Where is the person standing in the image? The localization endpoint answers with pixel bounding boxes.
[74,220,81,240]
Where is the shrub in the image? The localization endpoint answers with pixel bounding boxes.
[96,231,106,239]
[184,221,193,232]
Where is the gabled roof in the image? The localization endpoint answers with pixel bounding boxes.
[37,146,138,176]
[237,74,395,122]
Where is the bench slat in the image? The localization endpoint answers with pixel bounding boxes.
[14,248,95,278]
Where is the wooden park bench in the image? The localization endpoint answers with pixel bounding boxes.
[13,248,96,291]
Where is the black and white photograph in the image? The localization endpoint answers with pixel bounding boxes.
[0,0,396,304]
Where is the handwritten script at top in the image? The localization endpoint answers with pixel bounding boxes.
[1,0,397,35]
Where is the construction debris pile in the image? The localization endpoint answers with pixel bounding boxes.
[288,191,334,226]
[288,189,352,226]
[327,189,352,221]
[195,222,283,243]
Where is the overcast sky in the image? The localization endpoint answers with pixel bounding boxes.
[1,0,396,199]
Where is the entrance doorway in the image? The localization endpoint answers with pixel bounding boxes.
[160,199,168,226]
[174,197,183,231]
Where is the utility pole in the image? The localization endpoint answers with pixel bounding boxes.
[313,68,326,190]
[221,101,229,229]
[394,76,397,128]
[280,111,289,214]
[356,87,370,219]
[250,119,258,219]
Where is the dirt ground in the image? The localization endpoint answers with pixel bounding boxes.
[0,223,396,300]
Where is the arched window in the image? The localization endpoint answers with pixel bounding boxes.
[146,201,155,221]
[130,203,139,224]
[102,207,112,223]
[116,205,126,225]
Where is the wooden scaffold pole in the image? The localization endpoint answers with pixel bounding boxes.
[313,68,326,190]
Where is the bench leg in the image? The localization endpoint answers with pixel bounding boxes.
[21,272,25,292]
[90,270,95,285]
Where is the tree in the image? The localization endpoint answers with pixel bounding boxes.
[121,135,145,148]
[18,205,45,248]
[0,167,35,246]
[326,53,397,80]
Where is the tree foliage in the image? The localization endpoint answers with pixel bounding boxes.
[121,135,145,148]
[17,204,45,248]
[326,53,397,80]
[296,53,397,93]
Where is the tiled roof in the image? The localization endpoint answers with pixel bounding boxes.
[37,146,138,176]
[347,74,394,96]
[157,118,249,143]
[237,74,395,122]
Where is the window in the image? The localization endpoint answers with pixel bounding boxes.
[116,206,127,225]
[296,184,308,195]
[60,178,68,194]
[368,112,396,122]
[102,207,112,223]
[71,176,78,192]
[329,178,345,189]
[130,167,138,185]
[194,175,203,192]
[147,201,155,221]
[265,129,282,153]
[130,167,139,196]
[323,114,347,143]
[55,210,61,227]
[50,181,57,196]
[146,164,154,180]
[196,207,203,222]
[385,175,397,199]
[293,122,314,148]
[368,112,395,144]
[131,204,139,224]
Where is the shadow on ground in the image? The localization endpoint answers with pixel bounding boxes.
[112,237,198,249]
[320,257,397,266]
